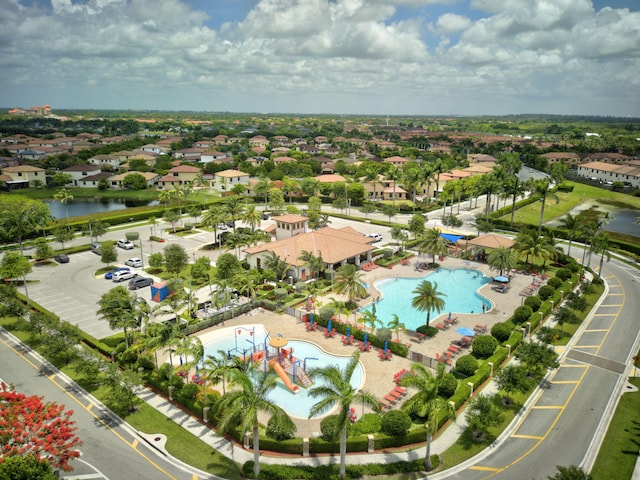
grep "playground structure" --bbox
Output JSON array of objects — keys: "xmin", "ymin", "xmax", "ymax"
[{"xmin": 234, "ymin": 331, "xmax": 314, "ymax": 394}]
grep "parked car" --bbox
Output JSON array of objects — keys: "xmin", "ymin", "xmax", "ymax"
[
  {"xmin": 117, "ymin": 239, "xmax": 135, "ymax": 250},
  {"xmin": 365, "ymin": 233, "xmax": 383, "ymax": 242},
  {"xmin": 261, "ymin": 213, "xmax": 269, "ymax": 220},
  {"xmin": 128, "ymin": 276, "xmax": 153, "ymax": 290},
  {"xmin": 90, "ymin": 242, "xmax": 101, "ymax": 255},
  {"xmin": 217, "ymin": 223, "xmax": 228, "ymax": 230},
  {"xmin": 104, "ymin": 267, "xmax": 130, "ymax": 280},
  {"xmin": 125, "ymin": 257, "xmax": 143, "ymax": 268},
  {"xmin": 54, "ymin": 254, "xmax": 69, "ymax": 264},
  {"xmin": 112, "ymin": 270, "xmax": 136, "ymax": 282}
]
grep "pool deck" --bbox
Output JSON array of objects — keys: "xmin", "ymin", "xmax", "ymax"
[{"xmin": 193, "ymin": 256, "xmax": 543, "ymax": 439}]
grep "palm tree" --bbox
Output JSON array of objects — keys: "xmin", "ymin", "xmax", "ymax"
[
  {"xmin": 502, "ymin": 176, "xmax": 529, "ymax": 227},
  {"xmin": 401, "ymin": 363, "xmax": 455, "ymax": 471},
  {"xmin": 388, "ymin": 314, "xmax": 406, "ymax": 342},
  {"xmin": 558, "ymin": 213, "xmax": 583, "ymax": 257},
  {"xmin": 308, "ymin": 351, "xmax": 379, "ymax": 480},
  {"xmin": 391, "ymin": 225, "xmax": 408, "ymax": 252},
  {"xmin": 253, "ymin": 177, "xmax": 272, "ymax": 209},
  {"xmin": 53, "ymin": 188, "xmax": 74, "ymax": 232},
  {"xmin": 411, "ymin": 280, "xmax": 446, "ymax": 327},
  {"xmin": 359, "ymin": 308, "xmax": 382, "ymax": 334},
  {"xmin": 224, "ymin": 196, "xmax": 246, "ymax": 233},
  {"xmin": 201, "ymin": 204, "xmax": 227, "ymax": 247},
  {"xmin": 514, "ymin": 229, "xmax": 555, "ymax": 268},
  {"xmin": 487, "ymin": 247, "xmax": 518, "ymax": 276},
  {"xmin": 263, "ymin": 251, "xmax": 289, "ymax": 281},
  {"xmin": 158, "ymin": 188, "xmax": 173, "ymax": 208},
  {"xmin": 592, "ymin": 232, "xmax": 611, "ymax": 279},
  {"xmin": 213, "ymin": 365, "xmax": 295, "ymax": 478},
  {"xmin": 327, "ymin": 297, "xmax": 348, "ymax": 322},
  {"xmin": 298, "ymin": 250, "xmax": 325, "ymax": 280},
  {"xmin": 419, "ymin": 228, "xmax": 448, "ymax": 263},
  {"xmin": 533, "ymin": 178, "xmax": 559, "ymax": 234},
  {"xmin": 334, "ymin": 264, "xmax": 367, "ymax": 305},
  {"xmin": 97, "ymin": 286, "xmax": 143, "ymax": 348},
  {"xmin": 232, "ymin": 270, "xmax": 260, "ymax": 302},
  {"xmin": 240, "ymin": 204, "xmax": 262, "ymax": 232},
  {"xmin": 171, "ymin": 185, "xmax": 186, "ymax": 227}
]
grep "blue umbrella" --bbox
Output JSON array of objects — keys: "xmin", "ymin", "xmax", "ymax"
[
  {"xmin": 456, "ymin": 327, "xmax": 475, "ymax": 337},
  {"xmin": 327, "ymin": 319, "xmax": 332, "ymax": 332},
  {"xmin": 363, "ymin": 333, "xmax": 368, "ymax": 344},
  {"xmin": 383, "ymin": 340, "xmax": 388, "ymax": 352},
  {"xmin": 346, "ymin": 326, "xmax": 351, "ymax": 337},
  {"xmin": 448, "ymin": 312, "xmax": 452, "ymax": 320}
]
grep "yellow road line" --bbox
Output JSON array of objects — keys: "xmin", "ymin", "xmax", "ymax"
[
  {"xmin": 471, "ymin": 466, "xmax": 501, "ymax": 471},
  {"xmin": 0, "ymin": 336, "xmax": 178, "ymax": 480},
  {"xmin": 512, "ymin": 434, "xmax": 543, "ymax": 440}
]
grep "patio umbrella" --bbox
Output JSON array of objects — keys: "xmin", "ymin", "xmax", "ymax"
[
  {"xmin": 494, "ymin": 275, "xmax": 509, "ymax": 283},
  {"xmin": 448, "ymin": 312, "xmax": 452, "ymax": 320},
  {"xmin": 383, "ymin": 340, "xmax": 388, "ymax": 352},
  {"xmin": 327, "ymin": 319, "xmax": 332, "ymax": 332},
  {"xmin": 346, "ymin": 326, "xmax": 351, "ymax": 338},
  {"xmin": 363, "ymin": 333, "xmax": 368, "ymax": 344},
  {"xmin": 456, "ymin": 327, "xmax": 475, "ymax": 337}
]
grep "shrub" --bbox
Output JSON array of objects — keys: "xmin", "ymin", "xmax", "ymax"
[
  {"xmin": 320, "ymin": 415, "xmax": 342, "ymax": 441},
  {"xmin": 491, "ymin": 322, "xmax": 513, "ymax": 343},
  {"xmin": 538, "ymin": 285, "xmax": 555, "ymax": 300},
  {"xmin": 472, "ymin": 335, "xmax": 499, "ymax": 359},
  {"xmin": 547, "ymin": 277, "xmax": 562, "ymax": 289},
  {"xmin": 455, "ymin": 354, "xmax": 479, "ymax": 377},
  {"xmin": 439, "ymin": 373, "xmax": 458, "ymax": 398},
  {"xmin": 523, "ymin": 296, "xmax": 542, "ymax": 312},
  {"xmin": 381, "ymin": 409, "xmax": 412, "ymax": 437},
  {"xmin": 175, "ymin": 383, "xmax": 199, "ymax": 403},
  {"xmin": 266, "ymin": 416, "xmax": 296, "ymax": 440},
  {"xmin": 512, "ymin": 305, "xmax": 533, "ymax": 324},
  {"xmin": 566, "ymin": 262, "xmax": 580, "ymax": 273},
  {"xmin": 350, "ymin": 414, "xmax": 382, "ymax": 436},
  {"xmin": 555, "ymin": 268, "xmax": 572, "ymax": 281},
  {"xmin": 416, "ymin": 325, "xmax": 439, "ymax": 338}
]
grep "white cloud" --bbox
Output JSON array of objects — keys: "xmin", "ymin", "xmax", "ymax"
[{"xmin": 0, "ymin": 0, "xmax": 638, "ymax": 116}]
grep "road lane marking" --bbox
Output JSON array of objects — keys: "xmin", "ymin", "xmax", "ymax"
[
  {"xmin": 0, "ymin": 335, "xmax": 179, "ymax": 480},
  {"xmin": 531, "ymin": 405, "xmax": 563, "ymax": 409},
  {"xmin": 511, "ymin": 434, "xmax": 543, "ymax": 440},
  {"xmin": 470, "ymin": 466, "xmax": 501, "ymax": 471}
]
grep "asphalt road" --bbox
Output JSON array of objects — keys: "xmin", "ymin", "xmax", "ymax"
[
  {"xmin": 431, "ymin": 256, "xmax": 640, "ymax": 480},
  {"xmin": 0, "ymin": 328, "xmax": 208, "ymax": 480}
]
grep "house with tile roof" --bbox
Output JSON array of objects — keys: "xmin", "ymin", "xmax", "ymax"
[
  {"xmin": 108, "ymin": 171, "xmax": 160, "ymax": 189},
  {"xmin": 384, "ymin": 156, "xmax": 411, "ymax": 168},
  {"xmin": 213, "ymin": 169, "xmax": 250, "ymax": 193},
  {"xmin": 576, "ymin": 161, "xmax": 640, "ymax": 188},
  {"xmin": 75, "ymin": 172, "xmax": 113, "ymax": 188},
  {"xmin": 1, "ymin": 165, "xmax": 46, "ymax": 187},
  {"xmin": 540, "ymin": 152, "xmax": 582, "ymax": 168},
  {"xmin": 62, "ymin": 164, "xmax": 102, "ymax": 186},
  {"xmin": 89, "ymin": 154, "xmax": 121, "ymax": 169},
  {"xmin": 243, "ymin": 216, "xmax": 376, "ymax": 281}
]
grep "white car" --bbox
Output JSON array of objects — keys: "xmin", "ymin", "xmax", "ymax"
[
  {"xmin": 366, "ymin": 233, "xmax": 383, "ymax": 242},
  {"xmin": 117, "ymin": 239, "xmax": 135, "ymax": 250},
  {"xmin": 112, "ymin": 270, "xmax": 136, "ymax": 282},
  {"xmin": 125, "ymin": 258, "xmax": 143, "ymax": 268}
]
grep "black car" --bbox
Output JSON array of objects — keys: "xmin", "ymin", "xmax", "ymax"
[
  {"xmin": 261, "ymin": 213, "xmax": 269, "ymax": 220},
  {"xmin": 128, "ymin": 276, "xmax": 154, "ymax": 290},
  {"xmin": 54, "ymin": 254, "xmax": 70, "ymax": 264}
]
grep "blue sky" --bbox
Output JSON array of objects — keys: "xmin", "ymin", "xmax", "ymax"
[{"xmin": 1, "ymin": 0, "xmax": 639, "ymax": 116}]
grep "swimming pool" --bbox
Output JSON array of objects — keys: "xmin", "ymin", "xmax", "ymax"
[
  {"xmin": 361, "ymin": 268, "xmax": 491, "ymax": 331},
  {"xmin": 200, "ymin": 325, "xmax": 365, "ymax": 419}
]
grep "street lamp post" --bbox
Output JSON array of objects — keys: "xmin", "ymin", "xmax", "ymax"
[
  {"xmin": 488, "ymin": 362, "xmax": 494, "ymax": 377},
  {"xmin": 467, "ymin": 382, "xmax": 474, "ymax": 398}
]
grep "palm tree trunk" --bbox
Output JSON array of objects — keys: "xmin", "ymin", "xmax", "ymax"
[
  {"xmin": 339, "ymin": 428, "xmax": 347, "ymax": 480},
  {"xmin": 510, "ymin": 192, "xmax": 517, "ymax": 227},
  {"xmin": 424, "ymin": 431, "xmax": 433, "ymax": 471},
  {"xmin": 253, "ymin": 426, "xmax": 260, "ymax": 477}
]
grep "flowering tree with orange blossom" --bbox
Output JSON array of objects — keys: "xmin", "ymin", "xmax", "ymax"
[{"xmin": 0, "ymin": 382, "xmax": 82, "ymax": 471}]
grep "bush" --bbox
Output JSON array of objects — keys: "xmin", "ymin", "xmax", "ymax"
[
  {"xmin": 472, "ymin": 335, "xmax": 499, "ymax": 359},
  {"xmin": 381, "ymin": 410, "xmax": 412, "ymax": 437},
  {"xmin": 266, "ymin": 416, "xmax": 296, "ymax": 440},
  {"xmin": 416, "ymin": 325, "xmax": 439, "ymax": 337},
  {"xmin": 512, "ymin": 305, "xmax": 533, "ymax": 324},
  {"xmin": 320, "ymin": 415, "xmax": 342, "ymax": 441},
  {"xmin": 491, "ymin": 322, "xmax": 513, "ymax": 343},
  {"xmin": 455, "ymin": 354, "xmax": 479, "ymax": 377},
  {"xmin": 566, "ymin": 262, "xmax": 580, "ymax": 273},
  {"xmin": 439, "ymin": 373, "xmax": 458, "ymax": 398},
  {"xmin": 555, "ymin": 268, "xmax": 572, "ymax": 281},
  {"xmin": 538, "ymin": 285, "xmax": 555, "ymax": 300},
  {"xmin": 523, "ymin": 296, "xmax": 542, "ymax": 312},
  {"xmin": 547, "ymin": 277, "xmax": 562, "ymax": 289}
]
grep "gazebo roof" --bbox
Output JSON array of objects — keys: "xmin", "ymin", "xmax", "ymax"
[{"xmin": 465, "ymin": 233, "xmax": 514, "ymax": 249}]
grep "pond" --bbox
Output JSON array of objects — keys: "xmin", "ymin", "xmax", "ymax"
[{"xmin": 45, "ymin": 198, "xmax": 158, "ymax": 219}]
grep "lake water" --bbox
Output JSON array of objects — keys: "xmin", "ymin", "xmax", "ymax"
[{"xmin": 46, "ymin": 199, "xmax": 158, "ymax": 219}]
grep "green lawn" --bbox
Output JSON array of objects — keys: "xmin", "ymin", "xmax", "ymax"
[
  {"xmin": 501, "ymin": 181, "xmax": 640, "ymax": 226},
  {"xmin": 590, "ymin": 377, "xmax": 640, "ymax": 480}
]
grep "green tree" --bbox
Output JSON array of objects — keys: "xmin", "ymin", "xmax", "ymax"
[
  {"xmin": 82, "ymin": 216, "xmax": 108, "ymax": 242},
  {"xmin": 263, "ymin": 251, "xmax": 289, "ymax": 281},
  {"xmin": 411, "ymin": 280, "xmax": 446, "ymax": 327},
  {"xmin": 408, "ymin": 213, "xmax": 426, "ymax": 239},
  {"xmin": 297, "ymin": 250, "xmax": 324, "ymax": 279},
  {"xmin": 487, "ymin": 246, "xmax": 518, "ymax": 276},
  {"xmin": 213, "ymin": 364, "xmax": 295, "ymax": 478},
  {"xmin": 533, "ymin": 178, "xmax": 559, "ymax": 234},
  {"xmin": 591, "ymin": 231, "xmax": 611, "ymax": 279},
  {"xmin": 163, "ymin": 244, "xmax": 188, "ymax": 276},
  {"xmin": 495, "ymin": 365, "xmax": 532, "ymax": 404},
  {"xmin": 359, "ymin": 201, "xmax": 376, "ymax": 219},
  {"xmin": 0, "ymin": 455, "xmax": 57, "ymax": 480},
  {"xmin": 515, "ymin": 341, "xmax": 559, "ymax": 378},
  {"xmin": 269, "ymin": 188, "xmax": 285, "ymax": 214},
  {"xmin": 387, "ymin": 313, "xmax": 406, "ymax": 342},
  {"xmin": 358, "ymin": 308, "xmax": 382, "ymax": 334},
  {"xmin": 547, "ymin": 465, "xmax": 592, "ymax": 480},
  {"xmin": 419, "ymin": 228, "xmax": 448, "ymax": 263},
  {"xmin": 52, "ymin": 225, "xmax": 73, "ymax": 249},
  {"xmin": 34, "ymin": 238, "xmax": 53, "ymax": 261},
  {"xmin": 201, "ymin": 204, "xmax": 227, "ymax": 247},
  {"xmin": 381, "ymin": 203, "xmax": 398, "ymax": 223},
  {"xmin": 0, "ymin": 196, "xmax": 52, "ymax": 253},
  {"xmin": 240, "ymin": 204, "xmax": 262, "ymax": 232},
  {"xmin": 308, "ymin": 351, "xmax": 379, "ymax": 480},
  {"xmin": 400, "ymin": 363, "xmax": 454, "ymax": 471},
  {"xmin": 97, "ymin": 286, "xmax": 145, "ymax": 348},
  {"xmin": 100, "ymin": 240, "xmax": 117, "ymax": 267},
  {"xmin": 215, "ymin": 253, "xmax": 241, "ymax": 281},
  {"xmin": 558, "ymin": 213, "xmax": 582, "ymax": 257},
  {"xmin": 0, "ymin": 251, "xmax": 32, "ymax": 282},
  {"xmin": 163, "ymin": 209, "xmax": 180, "ymax": 232},
  {"xmin": 53, "ymin": 188, "xmax": 74, "ymax": 232},
  {"xmin": 465, "ymin": 394, "xmax": 503, "ymax": 441},
  {"xmin": 122, "ymin": 173, "xmax": 147, "ymax": 190},
  {"xmin": 333, "ymin": 264, "xmax": 367, "ymax": 304}
]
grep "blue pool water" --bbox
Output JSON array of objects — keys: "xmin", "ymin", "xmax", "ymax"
[
  {"xmin": 201, "ymin": 325, "xmax": 364, "ymax": 419},
  {"xmin": 361, "ymin": 268, "xmax": 491, "ymax": 331}
]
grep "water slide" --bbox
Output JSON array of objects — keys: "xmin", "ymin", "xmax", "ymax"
[{"xmin": 271, "ymin": 362, "xmax": 300, "ymax": 393}]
